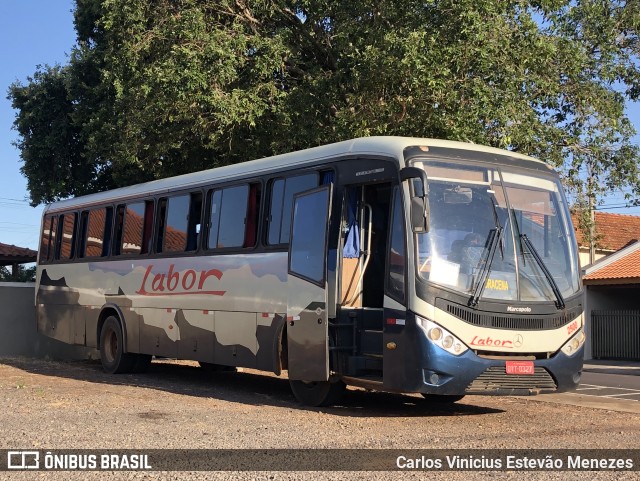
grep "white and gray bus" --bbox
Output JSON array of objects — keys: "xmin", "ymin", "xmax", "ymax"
[{"xmin": 35, "ymin": 137, "xmax": 585, "ymax": 406}]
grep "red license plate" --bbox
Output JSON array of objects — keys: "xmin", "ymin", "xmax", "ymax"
[{"xmin": 505, "ymin": 361, "xmax": 534, "ymax": 375}]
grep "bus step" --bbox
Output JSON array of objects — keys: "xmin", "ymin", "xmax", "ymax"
[
  {"xmin": 360, "ymin": 330, "xmax": 383, "ymax": 355},
  {"xmin": 348, "ymin": 355, "xmax": 383, "ymax": 374}
]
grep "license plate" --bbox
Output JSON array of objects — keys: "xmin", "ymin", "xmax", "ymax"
[{"xmin": 505, "ymin": 360, "xmax": 534, "ymax": 375}]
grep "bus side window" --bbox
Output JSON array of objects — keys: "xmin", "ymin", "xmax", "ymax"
[
  {"xmin": 49, "ymin": 216, "xmax": 58, "ymax": 261},
  {"xmin": 207, "ymin": 185, "xmax": 249, "ymax": 249},
  {"xmin": 244, "ymin": 183, "xmax": 260, "ymax": 248},
  {"xmin": 112, "ymin": 205, "xmax": 125, "ymax": 256},
  {"xmin": 142, "ymin": 201, "xmax": 154, "ymax": 254},
  {"xmin": 187, "ymin": 192, "xmax": 203, "ymax": 251},
  {"xmin": 78, "ymin": 211, "xmax": 89, "ymax": 258},
  {"xmin": 267, "ymin": 173, "xmax": 317, "ymax": 245},
  {"xmin": 121, "ymin": 202, "xmax": 146, "ymax": 255},
  {"xmin": 84, "ymin": 208, "xmax": 109, "ymax": 258},
  {"xmin": 387, "ymin": 187, "xmax": 406, "ymax": 301},
  {"xmin": 102, "ymin": 207, "xmax": 114, "ymax": 257},
  {"xmin": 155, "ymin": 199, "xmax": 167, "ymax": 253},
  {"xmin": 164, "ymin": 195, "xmax": 190, "ymax": 253},
  {"xmin": 59, "ymin": 213, "xmax": 77, "ymax": 261},
  {"xmin": 39, "ymin": 215, "xmax": 54, "ymax": 263}
]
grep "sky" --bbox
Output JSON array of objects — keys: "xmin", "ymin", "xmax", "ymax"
[{"xmin": 0, "ymin": 1, "xmax": 639, "ymax": 252}]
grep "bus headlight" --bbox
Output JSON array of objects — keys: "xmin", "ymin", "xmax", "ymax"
[
  {"xmin": 561, "ymin": 328, "xmax": 586, "ymax": 357},
  {"xmin": 418, "ymin": 316, "xmax": 468, "ymax": 356}
]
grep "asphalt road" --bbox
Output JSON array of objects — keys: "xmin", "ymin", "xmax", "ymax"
[{"xmin": 575, "ymin": 371, "xmax": 640, "ymax": 401}]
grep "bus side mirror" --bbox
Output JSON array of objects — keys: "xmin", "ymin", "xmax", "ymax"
[{"xmin": 400, "ymin": 167, "xmax": 430, "ymax": 233}]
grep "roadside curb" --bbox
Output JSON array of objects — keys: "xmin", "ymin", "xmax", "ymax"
[
  {"xmin": 582, "ymin": 362, "xmax": 640, "ymax": 377},
  {"xmin": 524, "ymin": 393, "xmax": 640, "ymax": 414}
]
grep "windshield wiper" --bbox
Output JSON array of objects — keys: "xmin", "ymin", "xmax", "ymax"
[
  {"xmin": 520, "ymin": 234, "xmax": 566, "ymax": 310},
  {"xmin": 488, "ymin": 193, "xmax": 505, "ymax": 259},
  {"xmin": 468, "ymin": 226, "xmax": 503, "ymax": 308}
]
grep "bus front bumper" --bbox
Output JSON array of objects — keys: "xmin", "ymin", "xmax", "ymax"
[{"xmin": 417, "ymin": 342, "xmax": 584, "ymax": 396}]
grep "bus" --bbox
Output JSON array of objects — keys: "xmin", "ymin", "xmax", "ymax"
[{"xmin": 35, "ymin": 137, "xmax": 585, "ymax": 406}]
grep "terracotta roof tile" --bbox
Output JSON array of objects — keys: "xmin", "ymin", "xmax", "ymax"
[
  {"xmin": 583, "ymin": 247, "xmax": 640, "ymax": 281},
  {"xmin": 0, "ymin": 242, "xmax": 37, "ymax": 263},
  {"xmin": 571, "ymin": 211, "xmax": 640, "ymax": 251}
]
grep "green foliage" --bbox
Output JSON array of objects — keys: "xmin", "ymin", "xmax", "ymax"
[{"xmin": 7, "ymin": 0, "xmax": 640, "ymax": 211}]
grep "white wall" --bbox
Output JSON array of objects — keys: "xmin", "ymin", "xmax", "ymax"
[{"xmin": 0, "ymin": 283, "xmax": 97, "ymax": 359}]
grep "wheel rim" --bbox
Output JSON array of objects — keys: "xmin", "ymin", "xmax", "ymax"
[{"xmin": 104, "ymin": 328, "xmax": 118, "ymax": 364}]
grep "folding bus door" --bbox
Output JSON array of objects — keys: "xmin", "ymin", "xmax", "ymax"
[{"xmin": 286, "ymin": 185, "xmax": 333, "ymax": 381}]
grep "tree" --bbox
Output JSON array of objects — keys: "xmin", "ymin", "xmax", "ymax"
[
  {"xmin": 0, "ymin": 265, "xmax": 36, "ymax": 283},
  {"xmin": 8, "ymin": 0, "xmax": 640, "ymax": 218}
]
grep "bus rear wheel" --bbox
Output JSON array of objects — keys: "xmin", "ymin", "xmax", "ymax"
[
  {"xmin": 421, "ymin": 394, "xmax": 465, "ymax": 403},
  {"xmin": 99, "ymin": 316, "xmax": 135, "ymax": 374},
  {"xmin": 289, "ymin": 379, "xmax": 346, "ymax": 407}
]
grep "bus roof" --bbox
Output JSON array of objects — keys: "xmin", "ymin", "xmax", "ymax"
[{"xmin": 43, "ymin": 136, "xmax": 547, "ymax": 214}]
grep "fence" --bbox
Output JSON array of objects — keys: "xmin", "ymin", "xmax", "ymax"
[{"xmin": 591, "ymin": 310, "xmax": 640, "ymax": 361}]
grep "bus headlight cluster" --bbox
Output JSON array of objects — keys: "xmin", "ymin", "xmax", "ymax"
[
  {"xmin": 561, "ymin": 328, "xmax": 586, "ymax": 357},
  {"xmin": 419, "ymin": 316, "xmax": 468, "ymax": 356}
]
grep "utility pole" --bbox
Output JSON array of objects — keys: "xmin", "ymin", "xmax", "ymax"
[
  {"xmin": 587, "ymin": 163, "xmax": 596, "ymax": 265},
  {"xmin": 589, "ymin": 194, "xmax": 595, "ymax": 265}
]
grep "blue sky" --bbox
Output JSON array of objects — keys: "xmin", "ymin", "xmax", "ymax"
[
  {"xmin": 1, "ymin": 1, "xmax": 639, "ymax": 251},
  {"xmin": 0, "ymin": 0, "xmax": 76, "ymax": 250}
]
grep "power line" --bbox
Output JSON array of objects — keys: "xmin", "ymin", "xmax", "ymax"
[{"xmin": 0, "ymin": 197, "xmax": 29, "ymax": 203}]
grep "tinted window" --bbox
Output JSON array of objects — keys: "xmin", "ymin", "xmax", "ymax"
[
  {"xmin": 267, "ymin": 179, "xmax": 285, "ymax": 245},
  {"xmin": 121, "ymin": 202, "xmax": 145, "ymax": 255},
  {"xmin": 387, "ymin": 188, "xmax": 406, "ymax": 300},
  {"xmin": 164, "ymin": 195, "xmax": 189, "ymax": 252},
  {"xmin": 41, "ymin": 216, "xmax": 53, "ymax": 261},
  {"xmin": 39, "ymin": 216, "xmax": 54, "ymax": 263},
  {"xmin": 268, "ymin": 174, "xmax": 317, "ymax": 245},
  {"xmin": 84, "ymin": 208, "xmax": 108, "ymax": 257},
  {"xmin": 59, "ymin": 213, "xmax": 77, "ymax": 260},
  {"xmin": 208, "ymin": 185, "xmax": 249, "ymax": 249},
  {"xmin": 289, "ymin": 187, "xmax": 330, "ymax": 283},
  {"xmin": 113, "ymin": 206, "xmax": 125, "ymax": 256},
  {"xmin": 187, "ymin": 193, "xmax": 203, "ymax": 251}
]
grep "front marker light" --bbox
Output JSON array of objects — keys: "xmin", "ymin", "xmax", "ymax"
[
  {"xmin": 419, "ymin": 316, "xmax": 468, "ymax": 356},
  {"xmin": 428, "ymin": 327, "xmax": 442, "ymax": 341},
  {"xmin": 561, "ymin": 328, "xmax": 586, "ymax": 357}
]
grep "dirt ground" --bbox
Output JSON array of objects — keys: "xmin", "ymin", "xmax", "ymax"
[{"xmin": 1, "ymin": 357, "xmax": 639, "ymax": 480}]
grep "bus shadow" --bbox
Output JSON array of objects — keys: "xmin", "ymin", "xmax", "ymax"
[{"xmin": 2, "ymin": 357, "xmax": 504, "ymax": 418}]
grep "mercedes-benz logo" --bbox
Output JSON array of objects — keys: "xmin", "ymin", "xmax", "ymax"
[{"xmin": 513, "ymin": 334, "xmax": 524, "ymax": 348}]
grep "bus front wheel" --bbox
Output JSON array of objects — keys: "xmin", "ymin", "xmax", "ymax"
[
  {"xmin": 99, "ymin": 316, "xmax": 136, "ymax": 374},
  {"xmin": 289, "ymin": 379, "xmax": 346, "ymax": 407}
]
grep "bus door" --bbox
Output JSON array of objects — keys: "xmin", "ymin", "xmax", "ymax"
[
  {"xmin": 286, "ymin": 185, "xmax": 333, "ymax": 381},
  {"xmin": 327, "ymin": 159, "xmax": 398, "ymax": 380}
]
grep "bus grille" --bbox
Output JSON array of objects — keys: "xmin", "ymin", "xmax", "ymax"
[
  {"xmin": 466, "ymin": 366, "xmax": 557, "ymax": 393},
  {"xmin": 440, "ymin": 300, "xmax": 581, "ymax": 331}
]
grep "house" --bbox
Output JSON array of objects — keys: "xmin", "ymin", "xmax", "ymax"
[
  {"xmin": 571, "ymin": 211, "xmax": 640, "ymax": 267},
  {"xmin": 573, "ymin": 212, "xmax": 640, "ymax": 361},
  {"xmin": 0, "ymin": 242, "xmax": 37, "ymax": 281}
]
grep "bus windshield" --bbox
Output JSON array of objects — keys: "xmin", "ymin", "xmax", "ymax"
[{"xmin": 414, "ymin": 160, "xmax": 581, "ymax": 303}]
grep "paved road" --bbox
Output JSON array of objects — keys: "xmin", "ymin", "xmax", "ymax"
[
  {"xmin": 577, "ymin": 371, "xmax": 640, "ymax": 401},
  {"xmin": 526, "ymin": 364, "xmax": 640, "ymax": 413}
]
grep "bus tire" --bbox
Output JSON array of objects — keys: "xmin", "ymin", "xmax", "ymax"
[
  {"xmin": 99, "ymin": 316, "xmax": 135, "ymax": 374},
  {"xmin": 289, "ymin": 379, "xmax": 346, "ymax": 407},
  {"xmin": 421, "ymin": 394, "xmax": 465, "ymax": 403}
]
